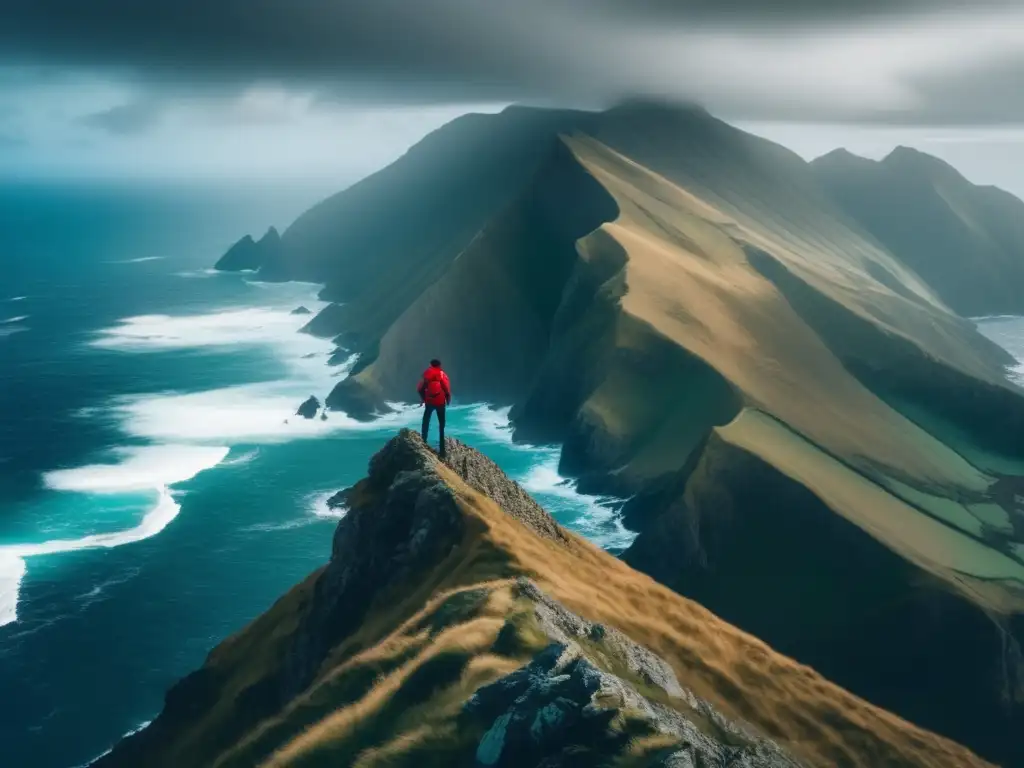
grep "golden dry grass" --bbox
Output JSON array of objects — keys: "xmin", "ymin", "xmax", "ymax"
[
  {"xmin": 120, "ymin": 454, "xmax": 994, "ymax": 768},
  {"xmin": 426, "ymin": 462, "xmax": 994, "ymax": 768},
  {"xmin": 559, "ymin": 135, "xmax": 1024, "ymax": 612}
]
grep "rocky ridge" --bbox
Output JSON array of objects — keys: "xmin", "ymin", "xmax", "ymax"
[{"xmin": 93, "ymin": 431, "xmax": 989, "ymax": 768}]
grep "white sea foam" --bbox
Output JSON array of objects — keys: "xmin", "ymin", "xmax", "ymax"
[
  {"xmin": 110, "ymin": 387, "xmax": 418, "ymax": 444},
  {"xmin": 6, "ymin": 295, "xmax": 27, "ymax": 302},
  {"xmin": 76, "ymin": 567, "xmax": 142, "ymax": 606},
  {"xmin": 43, "ymin": 445, "xmax": 230, "ymax": 493},
  {"xmin": 2, "ymin": 446, "xmax": 228, "ymax": 627},
  {"xmin": 240, "ymin": 518, "xmax": 316, "ymax": 533},
  {"xmin": 0, "ymin": 326, "xmax": 27, "ymax": 338},
  {"xmin": 90, "ymin": 306, "xmax": 324, "ymax": 352},
  {"xmin": 1, "ymin": 315, "xmax": 28, "ymax": 324},
  {"xmin": 0, "ymin": 553, "xmax": 28, "ymax": 627},
  {"xmin": 108, "ymin": 256, "xmax": 165, "ymax": 264},
  {"xmin": 175, "ymin": 268, "xmax": 222, "ymax": 278},
  {"xmin": 470, "ymin": 404, "xmax": 518, "ymax": 444},
  {"xmin": 0, "ymin": 488, "xmax": 182, "ymax": 627},
  {"xmin": 308, "ymin": 489, "xmax": 347, "ymax": 520},
  {"xmin": 519, "ymin": 453, "xmax": 637, "ymax": 551},
  {"xmin": 975, "ymin": 315, "xmax": 1024, "ymax": 387},
  {"xmin": 465, "ymin": 405, "xmax": 637, "ymax": 551},
  {"xmin": 78, "ymin": 720, "xmax": 153, "ymax": 767},
  {"xmin": 222, "ymin": 448, "xmax": 261, "ymax": 467}
]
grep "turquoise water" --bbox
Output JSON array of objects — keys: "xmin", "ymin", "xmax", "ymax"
[{"xmin": 0, "ymin": 182, "xmax": 632, "ymax": 768}]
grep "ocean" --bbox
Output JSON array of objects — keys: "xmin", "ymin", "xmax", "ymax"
[{"xmin": 0, "ymin": 180, "xmax": 634, "ymax": 768}]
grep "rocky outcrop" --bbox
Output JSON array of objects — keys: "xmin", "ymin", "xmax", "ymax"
[
  {"xmin": 214, "ymin": 226, "xmax": 282, "ymax": 272},
  {"xmin": 295, "ymin": 395, "xmax": 320, "ymax": 419},
  {"xmin": 290, "ymin": 305, "xmax": 311, "ymax": 316},
  {"xmin": 465, "ymin": 579, "xmax": 800, "ymax": 768},
  {"xmin": 93, "ymin": 431, "xmax": 995, "ymax": 768}
]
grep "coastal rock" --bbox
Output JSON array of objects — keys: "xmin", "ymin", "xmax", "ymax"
[
  {"xmin": 290, "ymin": 305, "xmax": 312, "ymax": 316},
  {"xmin": 214, "ymin": 226, "xmax": 281, "ymax": 272},
  {"xmin": 296, "ymin": 396, "xmax": 320, "ymax": 419}
]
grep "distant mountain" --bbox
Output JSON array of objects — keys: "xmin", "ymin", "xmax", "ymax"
[
  {"xmin": 812, "ymin": 146, "xmax": 1024, "ymax": 316},
  {"xmin": 94, "ymin": 432, "xmax": 992, "ymax": 768},
  {"xmin": 214, "ymin": 103, "xmax": 1024, "ymax": 765}
]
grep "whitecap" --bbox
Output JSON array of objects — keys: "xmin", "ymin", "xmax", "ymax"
[
  {"xmin": 175, "ymin": 268, "xmax": 222, "ymax": 279},
  {"xmin": 76, "ymin": 567, "xmax": 142, "ymax": 606},
  {"xmin": 0, "ymin": 326, "xmax": 27, "ymax": 338},
  {"xmin": 110, "ymin": 388, "xmax": 418, "ymax": 445},
  {"xmin": 520, "ymin": 455, "xmax": 637, "ymax": 551},
  {"xmin": 43, "ymin": 445, "xmax": 230, "ymax": 493},
  {"xmin": 308, "ymin": 489, "xmax": 347, "ymax": 520},
  {"xmin": 469, "ymin": 404, "xmax": 518, "ymax": 444},
  {"xmin": 221, "ymin": 448, "xmax": 261, "ymax": 467},
  {"xmin": 107, "ymin": 256, "xmax": 164, "ymax": 264},
  {"xmin": 2, "ymin": 446, "xmax": 228, "ymax": 627},
  {"xmin": 77, "ymin": 720, "xmax": 153, "ymax": 767},
  {"xmin": 1, "ymin": 315, "xmax": 29, "ymax": 324},
  {"xmin": 0, "ymin": 553, "xmax": 28, "ymax": 627},
  {"xmin": 0, "ymin": 488, "xmax": 182, "ymax": 627},
  {"xmin": 89, "ymin": 306, "xmax": 325, "ymax": 352},
  {"xmin": 240, "ymin": 518, "xmax": 316, "ymax": 533},
  {"xmin": 6, "ymin": 295, "xmax": 27, "ymax": 302},
  {"xmin": 463, "ymin": 404, "xmax": 637, "ymax": 551}
]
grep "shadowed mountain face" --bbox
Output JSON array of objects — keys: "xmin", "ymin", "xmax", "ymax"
[
  {"xmin": 94, "ymin": 432, "xmax": 993, "ymax": 768},
  {"xmin": 812, "ymin": 146, "xmax": 1024, "ymax": 317},
  {"xmin": 216, "ymin": 103, "xmax": 1024, "ymax": 765}
]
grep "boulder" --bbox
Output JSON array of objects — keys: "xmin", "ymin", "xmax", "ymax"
[{"xmin": 296, "ymin": 396, "xmax": 320, "ymax": 419}]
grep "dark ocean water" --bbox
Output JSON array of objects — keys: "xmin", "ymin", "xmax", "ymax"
[{"xmin": 0, "ymin": 181, "xmax": 633, "ymax": 768}]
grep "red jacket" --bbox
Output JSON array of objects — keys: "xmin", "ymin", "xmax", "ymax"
[{"xmin": 417, "ymin": 365, "xmax": 451, "ymax": 407}]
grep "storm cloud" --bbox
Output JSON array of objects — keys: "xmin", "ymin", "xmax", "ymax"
[{"xmin": 1, "ymin": 0, "xmax": 1023, "ymax": 123}]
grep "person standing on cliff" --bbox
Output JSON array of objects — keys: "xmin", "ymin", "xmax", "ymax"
[{"xmin": 418, "ymin": 359, "xmax": 451, "ymax": 457}]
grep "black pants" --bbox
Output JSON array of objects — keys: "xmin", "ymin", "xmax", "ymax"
[{"xmin": 422, "ymin": 403, "xmax": 446, "ymax": 454}]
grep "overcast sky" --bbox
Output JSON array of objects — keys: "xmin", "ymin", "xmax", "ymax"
[{"xmin": 2, "ymin": 0, "xmax": 1024, "ymax": 193}]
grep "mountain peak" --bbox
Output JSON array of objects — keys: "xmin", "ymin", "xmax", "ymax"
[
  {"xmin": 882, "ymin": 145, "xmax": 960, "ymax": 178},
  {"xmin": 813, "ymin": 147, "xmax": 873, "ymax": 165}
]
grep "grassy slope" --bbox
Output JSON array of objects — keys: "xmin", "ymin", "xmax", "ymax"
[
  {"xmin": 98, "ymin": 443, "xmax": 992, "ymax": 768},
  {"xmin": 564, "ymin": 131, "xmax": 1024, "ymax": 760}
]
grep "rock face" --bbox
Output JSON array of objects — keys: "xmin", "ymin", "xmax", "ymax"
[
  {"xmin": 295, "ymin": 395, "xmax": 320, "ymax": 419},
  {"xmin": 290, "ymin": 305, "xmax": 311, "ymax": 316},
  {"xmin": 214, "ymin": 226, "xmax": 282, "ymax": 272},
  {"xmin": 465, "ymin": 579, "xmax": 800, "ymax": 768},
  {"xmin": 91, "ymin": 431, "xmax": 992, "ymax": 768}
]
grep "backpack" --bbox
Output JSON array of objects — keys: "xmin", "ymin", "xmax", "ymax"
[{"xmin": 424, "ymin": 370, "xmax": 444, "ymax": 399}]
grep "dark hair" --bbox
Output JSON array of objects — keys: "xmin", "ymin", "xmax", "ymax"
[{"xmin": 430, "ymin": 359, "xmax": 441, "ymax": 367}]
